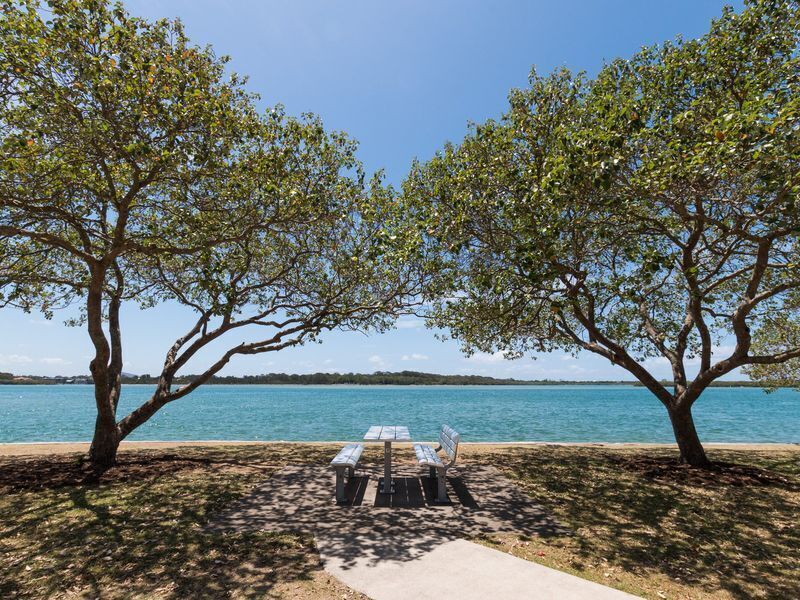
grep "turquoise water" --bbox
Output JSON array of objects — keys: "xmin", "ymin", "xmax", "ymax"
[{"xmin": 0, "ymin": 384, "xmax": 798, "ymax": 443}]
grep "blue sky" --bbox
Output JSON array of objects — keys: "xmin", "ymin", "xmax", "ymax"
[{"xmin": 0, "ymin": 0, "xmax": 746, "ymax": 379}]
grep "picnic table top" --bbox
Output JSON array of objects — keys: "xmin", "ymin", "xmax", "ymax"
[{"xmin": 363, "ymin": 425, "xmax": 411, "ymax": 442}]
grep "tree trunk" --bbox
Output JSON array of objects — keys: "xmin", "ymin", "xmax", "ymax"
[
  {"xmin": 88, "ymin": 413, "xmax": 120, "ymax": 473},
  {"xmin": 667, "ymin": 404, "xmax": 712, "ymax": 469}
]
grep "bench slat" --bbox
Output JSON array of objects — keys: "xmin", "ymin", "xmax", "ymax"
[
  {"xmin": 331, "ymin": 443, "xmax": 364, "ymax": 467},
  {"xmin": 331, "ymin": 443, "xmax": 363, "ymax": 503},
  {"xmin": 363, "ymin": 425, "xmax": 382, "ymax": 440},
  {"xmin": 439, "ymin": 425, "xmax": 459, "ymax": 460},
  {"xmin": 413, "ymin": 442, "xmax": 444, "ymax": 467},
  {"xmin": 414, "ymin": 424, "xmax": 460, "ymax": 469}
]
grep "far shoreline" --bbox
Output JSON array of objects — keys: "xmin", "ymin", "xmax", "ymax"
[
  {"xmin": 1, "ymin": 440, "xmax": 798, "ymax": 457},
  {"xmin": 1, "ymin": 382, "xmax": 647, "ymax": 386}
]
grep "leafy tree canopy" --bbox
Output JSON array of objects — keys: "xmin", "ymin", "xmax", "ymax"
[
  {"xmin": 399, "ymin": 0, "xmax": 800, "ymax": 466},
  {"xmin": 0, "ymin": 0, "xmax": 419, "ymax": 470}
]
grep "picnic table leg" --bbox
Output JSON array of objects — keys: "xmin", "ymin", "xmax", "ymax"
[
  {"xmin": 335, "ymin": 467, "xmax": 346, "ymax": 503},
  {"xmin": 381, "ymin": 440, "xmax": 393, "ymax": 493},
  {"xmin": 436, "ymin": 467, "xmax": 448, "ymax": 502}
]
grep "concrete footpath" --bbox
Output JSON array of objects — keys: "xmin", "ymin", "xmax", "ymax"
[
  {"xmin": 210, "ymin": 464, "xmax": 639, "ymax": 599},
  {"xmin": 318, "ymin": 537, "xmax": 638, "ymax": 600}
]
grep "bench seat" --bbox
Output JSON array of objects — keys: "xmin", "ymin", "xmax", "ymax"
[
  {"xmin": 414, "ymin": 425, "xmax": 460, "ymax": 503},
  {"xmin": 414, "ymin": 442, "xmax": 444, "ymax": 467},
  {"xmin": 330, "ymin": 443, "xmax": 363, "ymax": 503},
  {"xmin": 331, "ymin": 443, "xmax": 363, "ymax": 468}
]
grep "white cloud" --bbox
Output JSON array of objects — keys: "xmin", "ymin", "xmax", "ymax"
[
  {"xmin": 0, "ymin": 354, "xmax": 33, "ymax": 365},
  {"xmin": 290, "ymin": 360, "xmax": 315, "ymax": 373},
  {"xmin": 559, "ymin": 354, "xmax": 576, "ymax": 361},
  {"xmin": 713, "ymin": 345, "xmax": 737, "ymax": 356},
  {"xmin": 368, "ymin": 354, "xmax": 386, "ymax": 368},
  {"xmin": 465, "ymin": 351, "xmax": 509, "ymax": 364},
  {"xmin": 644, "ymin": 356, "xmax": 671, "ymax": 367},
  {"xmin": 402, "ymin": 353, "xmax": 429, "ymax": 361},
  {"xmin": 454, "ymin": 357, "xmax": 608, "ymax": 380},
  {"xmin": 39, "ymin": 357, "xmax": 72, "ymax": 366},
  {"xmin": 28, "ymin": 319, "xmax": 53, "ymax": 327},
  {"xmin": 647, "ymin": 345, "xmax": 738, "ymax": 368},
  {"xmin": 395, "ymin": 318, "xmax": 424, "ymax": 329}
]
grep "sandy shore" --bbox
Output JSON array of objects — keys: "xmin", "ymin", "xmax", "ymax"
[{"xmin": 0, "ymin": 440, "xmax": 797, "ymax": 457}]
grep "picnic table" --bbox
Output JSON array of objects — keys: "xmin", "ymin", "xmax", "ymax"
[{"xmin": 364, "ymin": 425, "xmax": 411, "ymax": 494}]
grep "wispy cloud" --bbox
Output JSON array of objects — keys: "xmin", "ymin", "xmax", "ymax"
[
  {"xmin": 39, "ymin": 357, "xmax": 72, "ymax": 366},
  {"xmin": 646, "ymin": 345, "xmax": 738, "ymax": 368},
  {"xmin": 395, "ymin": 317, "xmax": 425, "ymax": 329},
  {"xmin": 643, "ymin": 355, "xmax": 671, "ymax": 367},
  {"xmin": 465, "ymin": 351, "xmax": 509, "ymax": 364},
  {"xmin": 28, "ymin": 319, "xmax": 53, "ymax": 327},
  {"xmin": 401, "ymin": 353, "xmax": 429, "ymax": 361},
  {"xmin": 368, "ymin": 354, "xmax": 386, "ymax": 368},
  {"xmin": 291, "ymin": 360, "xmax": 315, "ymax": 373},
  {"xmin": 0, "ymin": 354, "xmax": 33, "ymax": 365}
]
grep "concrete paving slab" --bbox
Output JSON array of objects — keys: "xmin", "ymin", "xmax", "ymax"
[
  {"xmin": 319, "ymin": 537, "xmax": 639, "ymax": 600},
  {"xmin": 209, "ymin": 464, "xmax": 639, "ymax": 599}
]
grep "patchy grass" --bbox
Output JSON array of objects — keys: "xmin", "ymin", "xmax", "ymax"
[
  {"xmin": 471, "ymin": 446, "xmax": 800, "ymax": 600},
  {"xmin": 0, "ymin": 445, "xmax": 368, "ymax": 599},
  {"xmin": 1, "ymin": 444, "xmax": 798, "ymax": 599}
]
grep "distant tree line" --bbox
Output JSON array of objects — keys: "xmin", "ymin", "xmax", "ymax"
[
  {"xmin": 114, "ymin": 371, "xmax": 781, "ymax": 387},
  {"xmin": 1, "ymin": 369, "xmax": 791, "ymax": 386},
  {"xmin": 120, "ymin": 370, "xmax": 572, "ymax": 386}
]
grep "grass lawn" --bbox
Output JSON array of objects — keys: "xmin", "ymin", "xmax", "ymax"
[
  {"xmin": 1, "ymin": 444, "xmax": 798, "ymax": 599},
  {"xmin": 473, "ymin": 446, "xmax": 800, "ymax": 600},
  {"xmin": 0, "ymin": 445, "xmax": 366, "ymax": 599}
]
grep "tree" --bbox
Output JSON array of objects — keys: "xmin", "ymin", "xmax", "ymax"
[
  {"xmin": 400, "ymin": 0, "xmax": 800, "ymax": 467},
  {"xmin": 744, "ymin": 293, "xmax": 800, "ymax": 388},
  {"xmin": 0, "ymin": 0, "xmax": 418, "ymax": 471}
]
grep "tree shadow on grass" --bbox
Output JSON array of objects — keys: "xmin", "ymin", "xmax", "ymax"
[
  {"xmin": 493, "ymin": 446, "xmax": 800, "ymax": 600},
  {"xmin": 0, "ymin": 445, "xmax": 346, "ymax": 599},
  {"xmin": 0, "ymin": 444, "xmax": 340, "ymax": 492}
]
